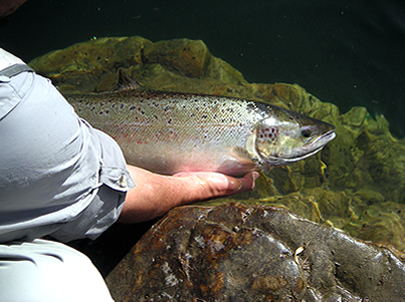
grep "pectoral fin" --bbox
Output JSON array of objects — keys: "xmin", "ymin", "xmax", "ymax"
[{"xmin": 226, "ymin": 146, "xmax": 258, "ymax": 176}]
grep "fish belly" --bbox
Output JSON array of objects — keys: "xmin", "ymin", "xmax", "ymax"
[
  {"xmin": 120, "ymin": 141, "xmax": 255, "ymax": 176},
  {"xmin": 109, "ymin": 121, "xmax": 256, "ymax": 176}
]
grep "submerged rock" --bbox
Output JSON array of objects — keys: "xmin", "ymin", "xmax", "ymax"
[
  {"xmin": 142, "ymin": 38, "xmax": 211, "ymax": 78},
  {"xmin": 106, "ymin": 202, "xmax": 405, "ymax": 301},
  {"xmin": 29, "ymin": 36, "xmax": 248, "ymax": 95}
]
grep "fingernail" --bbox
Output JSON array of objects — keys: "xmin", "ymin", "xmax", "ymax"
[{"xmin": 229, "ymin": 179, "xmax": 243, "ymax": 191}]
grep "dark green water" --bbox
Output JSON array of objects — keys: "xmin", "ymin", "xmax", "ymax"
[{"xmin": 1, "ymin": 0, "xmax": 405, "ymax": 137}]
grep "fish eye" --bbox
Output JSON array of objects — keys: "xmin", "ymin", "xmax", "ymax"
[{"xmin": 301, "ymin": 128, "xmax": 312, "ymax": 138}]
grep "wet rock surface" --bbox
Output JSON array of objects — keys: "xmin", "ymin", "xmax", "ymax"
[{"xmin": 106, "ymin": 203, "xmax": 405, "ymax": 301}]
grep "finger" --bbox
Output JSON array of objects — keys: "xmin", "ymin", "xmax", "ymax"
[
  {"xmin": 237, "ymin": 171, "xmax": 260, "ymax": 193},
  {"xmin": 172, "ymin": 171, "xmax": 259, "ymax": 197}
]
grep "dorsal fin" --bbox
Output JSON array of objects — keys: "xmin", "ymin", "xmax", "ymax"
[{"xmin": 114, "ymin": 69, "xmax": 143, "ymax": 91}]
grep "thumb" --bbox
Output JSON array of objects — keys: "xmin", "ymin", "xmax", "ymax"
[{"xmin": 172, "ymin": 171, "xmax": 259, "ymax": 200}]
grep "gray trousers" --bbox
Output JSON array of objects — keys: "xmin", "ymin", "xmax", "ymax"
[{"xmin": 0, "ymin": 239, "xmax": 114, "ymax": 302}]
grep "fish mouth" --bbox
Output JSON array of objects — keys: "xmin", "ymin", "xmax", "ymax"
[{"xmin": 303, "ymin": 129, "xmax": 336, "ymax": 151}]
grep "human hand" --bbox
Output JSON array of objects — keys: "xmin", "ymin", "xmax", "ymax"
[{"xmin": 118, "ymin": 165, "xmax": 259, "ymax": 223}]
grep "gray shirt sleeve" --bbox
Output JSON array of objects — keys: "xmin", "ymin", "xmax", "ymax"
[{"xmin": 0, "ymin": 68, "xmax": 135, "ymax": 243}]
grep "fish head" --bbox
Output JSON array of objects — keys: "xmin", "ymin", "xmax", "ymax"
[{"xmin": 255, "ymin": 107, "xmax": 336, "ymax": 166}]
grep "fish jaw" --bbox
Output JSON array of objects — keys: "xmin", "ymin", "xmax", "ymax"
[
  {"xmin": 270, "ymin": 130, "xmax": 336, "ymax": 165},
  {"xmin": 302, "ymin": 129, "xmax": 336, "ymax": 152}
]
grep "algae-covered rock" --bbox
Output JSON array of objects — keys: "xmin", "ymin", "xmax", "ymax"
[
  {"xmin": 29, "ymin": 36, "xmax": 152, "ymax": 92},
  {"xmin": 106, "ymin": 203, "xmax": 405, "ymax": 301},
  {"xmin": 142, "ymin": 38, "xmax": 211, "ymax": 78},
  {"xmin": 29, "ymin": 36, "xmax": 250, "ymax": 95},
  {"xmin": 29, "ymin": 36, "xmax": 405, "ymax": 253}
]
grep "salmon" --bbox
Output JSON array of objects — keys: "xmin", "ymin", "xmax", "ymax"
[{"xmin": 66, "ymin": 75, "xmax": 335, "ymax": 176}]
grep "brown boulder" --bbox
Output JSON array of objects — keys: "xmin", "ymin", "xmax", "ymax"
[{"xmin": 106, "ymin": 203, "xmax": 405, "ymax": 301}]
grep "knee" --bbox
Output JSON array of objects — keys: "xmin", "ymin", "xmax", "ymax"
[{"xmin": 0, "ymin": 239, "xmax": 113, "ymax": 302}]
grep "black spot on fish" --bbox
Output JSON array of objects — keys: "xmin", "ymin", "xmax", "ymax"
[
  {"xmin": 120, "ymin": 104, "xmax": 124, "ymax": 109},
  {"xmin": 246, "ymin": 103, "xmax": 256, "ymax": 111},
  {"xmin": 190, "ymin": 113, "xmax": 195, "ymax": 117},
  {"xmin": 202, "ymin": 114, "xmax": 207, "ymax": 119},
  {"xmin": 105, "ymin": 110, "xmax": 109, "ymax": 114},
  {"xmin": 168, "ymin": 118, "xmax": 172, "ymax": 124},
  {"xmin": 164, "ymin": 106, "xmax": 170, "ymax": 112},
  {"xmin": 129, "ymin": 105, "xmax": 136, "ymax": 110}
]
